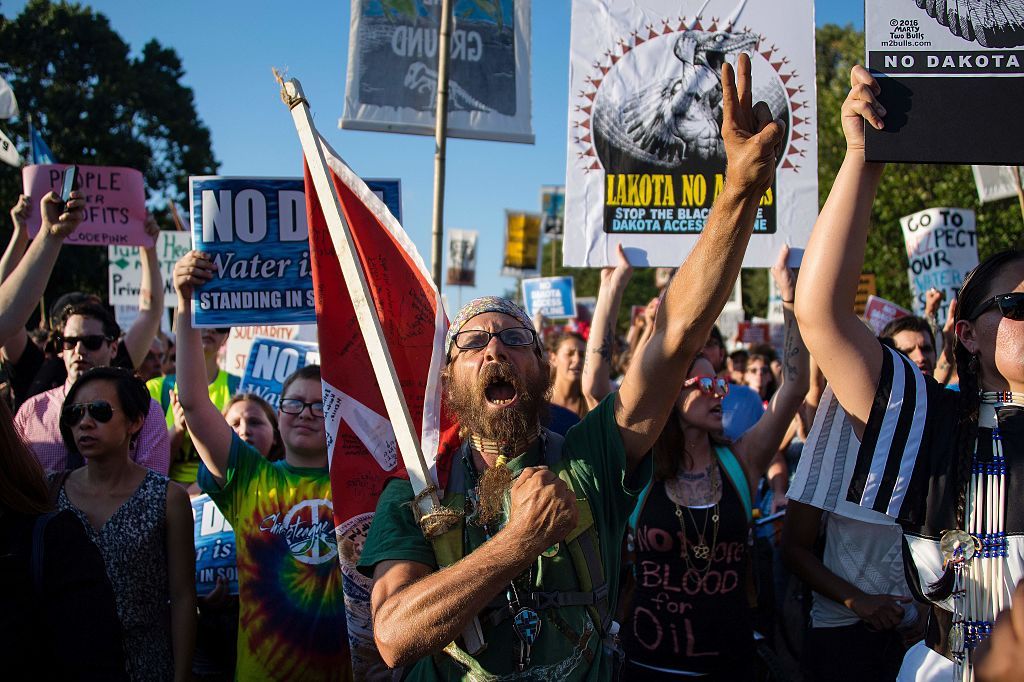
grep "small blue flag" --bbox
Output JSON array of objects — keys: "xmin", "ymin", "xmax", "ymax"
[{"xmin": 29, "ymin": 120, "xmax": 56, "ymax": 165}]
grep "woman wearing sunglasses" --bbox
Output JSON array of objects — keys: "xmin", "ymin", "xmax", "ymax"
[
  {"xmin": 620, "ymin": 246, "xmax": 810, "ymax": 680},
  {"xmin": 54, "ymin": 366, "xmax": 196, "ymax": 680},
  {"xmin": 795, "ymin": 65, "xmax": 1024, "ymax": 682}
]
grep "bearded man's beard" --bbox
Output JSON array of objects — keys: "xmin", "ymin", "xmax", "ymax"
[{"xmin": 445, "ymin": 359, "xmax": 551, "ymax": 526}]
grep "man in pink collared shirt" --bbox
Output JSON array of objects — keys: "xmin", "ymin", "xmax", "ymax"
[{"xmin": 14, "ymin": 302, "xmax": 169, "ymax": 474}]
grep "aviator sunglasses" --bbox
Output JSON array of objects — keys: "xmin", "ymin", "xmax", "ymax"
[
  {"xmin": 683, "ymin": 375, "xmax": 730, "ymax": 398},
  {"xmin": 969, "ymin": 292, "xmax": 1024, "ymax": 322},
  {"xmin": 61, "ymin": 400, "xmax": 117, "ymax": 426},
  {"xmin": 58, "ymin": 334, "xmax": 112, "ymax": 352}
]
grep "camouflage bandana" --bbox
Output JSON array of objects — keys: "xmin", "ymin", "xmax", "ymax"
[{"xmin": 445, "ymin": 296, "xmax": 539, "ymax": 360}]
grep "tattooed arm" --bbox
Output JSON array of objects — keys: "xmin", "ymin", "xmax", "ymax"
[
  {"xmin": 733, "ymin": 245, "xmax": 810, "ymax": 490},
  {"xmin": 582, "ymin": 244, "xmax": 632, "ymax": 410}
]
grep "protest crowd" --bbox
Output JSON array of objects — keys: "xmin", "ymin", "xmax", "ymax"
[{"xmin": 3, "ymin": 3, "xmax": 1024, "ymax": 682}]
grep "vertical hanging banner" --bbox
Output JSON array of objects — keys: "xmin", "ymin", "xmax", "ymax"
[
  {"xmin": 501, "ymin": 210, "xmax": 541, "ymax": 276},
  {"xmin": 563, "ymin": 0, "xmax": 818, "ymax": 268},
  {"xmin": 900, "ymin": 207, "xmax": 979, "ymax": 319},
  {"xmin": 341, "ymin": 0, "xmax": 534, "ymax": 144},
  {"xmin": 446, "ymin": 228, "xmax": 478, "ymax": 286},
  {"xmin": 540, "ymin": 185, "xmax": 565, "ymax": 236},
  {"xmin": 865, "ymin": 1, "xmax": 1024, "ymax": 165},
  {"xmin": 190, "ymin": 177, "xmax": 316, "ymax": 327}
]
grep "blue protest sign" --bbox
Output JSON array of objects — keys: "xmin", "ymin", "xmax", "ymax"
[
  {"xmin": 240, "ymin": 336, "xmax": 320, "ymax": 409},
  {"xmin": 365, "ymin": 179, "xmax": 402, "ymax": 225},
  {"xmin": 192, "ymin": 493, "xmax": 238, "ymax": 596},
  {"xmin": 190, "ymin": 177, "xmax": 315, "ymax": 327},
  {"xmin": 521, "ymin": 276, "xmax": 576, "ymax": 319}
]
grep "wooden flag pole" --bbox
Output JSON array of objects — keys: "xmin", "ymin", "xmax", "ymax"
[
  {"xmin": 281, "ymin": 76, "xmax": 485, "ymax": 654},
  {"xmin": 429, "ymin": 0, "xmax": 454, "ymax": 287},
  {"xmin": 281, "ymin": 77, "xmax": 441, "ymax": 519}
]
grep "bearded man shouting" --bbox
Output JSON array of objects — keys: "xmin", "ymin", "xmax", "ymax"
[{"xmin": 357, "ymin": 54, "xmax": 784, "ymax": 680}]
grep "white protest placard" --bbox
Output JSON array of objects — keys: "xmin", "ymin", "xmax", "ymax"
[
  {"xmin": 108, "ymin": 231, "xmax": 191, "ymax": 307},
  {"xmin": 341, "ymin": 0, "xmax": 533, "ymax": 144},
  {"xmin": 563, "ymin": 0, "xmax": 817, "ymax": 268},
  {"xmin": 972, "ymin": 166, "xmax": 1024, "ymax": 204},
  {"xmin": 446, "ymin": 229, "xmax": 478, "ymax": 287},
  {"xmin": 900, "ymin": 207, "xmax": 979, "ymax": 320}
]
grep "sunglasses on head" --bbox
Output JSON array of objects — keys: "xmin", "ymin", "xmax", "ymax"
[
  {"xmin": 683, "ymin": 375, "xmax": 730, "ymax": 398},
  {"xmin": 968, "ymin": 292, "xmax": 1024, "ymax": 322},
  {"xmin": 59, "ymin": 334, "xmax": 112, "ymax": 351},
  {"xmin": 61, "ymin": 400, "xmax": 116, "ymax": 426}
]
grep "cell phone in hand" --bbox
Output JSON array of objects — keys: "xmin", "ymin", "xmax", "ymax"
[{"xmin": 59, "ymin": 165, "xmax": 78, "ymax": 209}]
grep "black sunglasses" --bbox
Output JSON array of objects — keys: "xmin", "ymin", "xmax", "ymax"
[
  {"xmin": 61, "ymin": 400, "xmax": 116, "ymax": 426},
  {"xmin": 59, "ymin": 334, "xmax": 112, "ymax": 352},
  {"xmin": 968, "ymin": 292, "xmax": 1024, "ymax": 322}
]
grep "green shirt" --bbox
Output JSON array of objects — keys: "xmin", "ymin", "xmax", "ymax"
[
  {"xmin": 147, "ymin": 370, "xmax": 238, "ymax": 485},
  {"xmin": 358, "ymin": 393, "xmax": 650, "ymax": 681}
]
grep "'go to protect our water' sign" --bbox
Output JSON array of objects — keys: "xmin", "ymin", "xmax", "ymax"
[
  {"xmin": 521, "ymin": 276, "xmax": 576, "ymax": 319},
  {"xmin": 900, "ymin": 207, "xmax": 979, "ymax": 320}
]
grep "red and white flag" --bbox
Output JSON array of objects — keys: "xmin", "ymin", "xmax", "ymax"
[{"xmin": 303, "ymin": 137, "xmax": 460, "ymax": 673}]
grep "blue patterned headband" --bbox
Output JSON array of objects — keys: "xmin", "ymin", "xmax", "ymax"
[{"xmin": 445, "ymin": 296, "xmax": 538, "ymax": 360}]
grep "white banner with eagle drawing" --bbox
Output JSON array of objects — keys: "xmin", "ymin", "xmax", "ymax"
[{"xmin": 563, "ymin": 0, "xmax": 818, "ymax": 268}]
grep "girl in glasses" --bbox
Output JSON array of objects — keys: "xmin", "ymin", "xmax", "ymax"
[
  {"xmin": 54, "ymin": 366, "xmax": 196, "ymax": 680},
  {"xmin": 171, "ymin": 251, "xmax": 351, "ymax": 681},
  {"xmin": 795, "ymin": 65, "xmax": 1024, "ymax": 682},
  {"xmin": 619, "ymin": 246, "xmax": 810, "ymax": 680}
]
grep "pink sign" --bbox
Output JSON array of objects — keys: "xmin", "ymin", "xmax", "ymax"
[
  {"xmin": 863, "ymin": 295, "xmax": 911, "ymax": 336},
  {"xmin": 22, "ymin": 164, "xmax": 150, "ymax": 247}
]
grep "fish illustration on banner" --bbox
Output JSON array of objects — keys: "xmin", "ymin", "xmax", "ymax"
[
  {"xmin": 303, "ymin": 137, "xmax": 461, "ymax": 678},
  {"xmin": 563, "ymin": 0, "xmax": 817, "ymax": 268}
]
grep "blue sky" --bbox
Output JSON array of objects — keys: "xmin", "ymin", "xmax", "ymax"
[{"xmin": 1, "ymin": 1, "xmax": 863, "ymax": 304}]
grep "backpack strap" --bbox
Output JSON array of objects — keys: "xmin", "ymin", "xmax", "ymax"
[
  {"xmin": 714, "ymin": 445, "xmax": 753, "ymax": 522},
  {"xmin": 31, "ymin": 511, "xmax": 58, "ymax": 594}
]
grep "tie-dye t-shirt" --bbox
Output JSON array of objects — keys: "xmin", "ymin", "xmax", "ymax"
[{"xmin": 198, "ymin": 434, "xmax": 351, "ymax": 681}]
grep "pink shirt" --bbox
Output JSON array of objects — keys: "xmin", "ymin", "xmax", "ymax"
[{"xmin": 14, "ymin": 384, "xmax": 170, "ymax": 474}]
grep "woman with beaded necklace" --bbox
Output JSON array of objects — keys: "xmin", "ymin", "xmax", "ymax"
[
  {"xmin": 795, "ymin": 65, "xmax": 1024, "ymax": 681},
  {"xmin": 619, "ymin": 246, "xmax": 809, "ymax": 680}
]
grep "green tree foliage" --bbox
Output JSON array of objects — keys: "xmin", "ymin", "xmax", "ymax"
[
  {"xmin": 0, "ymin": 0, "xmax": 217, "ymax": 301},
  {"xmin": 816, "ymin": 24, "xmax": 1024, "ymax": 310}
]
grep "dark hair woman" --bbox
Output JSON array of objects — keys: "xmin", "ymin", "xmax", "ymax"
[
  {"xmin": 0, "ymin": 395, "xmax": 128, "ymax": 680},
  {"xmin": 620, "ymin": 246, "xmax": 810, "ymax": 680},
  {"xmin": 794, "ymin": 65, "xmax": 1024, "ymax": 682},
  {"xmin": 54, "ymin": 366, "xmax": 195, "ymax": 680}
]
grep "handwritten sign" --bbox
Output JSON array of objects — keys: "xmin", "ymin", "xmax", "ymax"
[
  {"xmin": 107, "ymin": 231, "xmax": 191, "ymax": 307},
  {"xmin": 900, "ymin": 207, "xmax": 979, "ymax": 320},
  {"xmin": 239, "ymin": 337, "xmax": 320, "ymax": 409},
  {"xmin": 521, "ymin": 276, "xmax": 576, "ymax": 319},
  {"xmin": 854, "ymin": 273, "xmax": 877, "ymax": 316},
  {"xmin": 23, "ymin": 164, "xmax": 148, "ymax": 246},
  {"xmin": 863, "ymin": 295, "xmax": 911, "ymax": 336},
  {"xmin": 737, "ymin": 321, "xmax": 770, "ymax": 346},
  {"xmin": 192, "ymin": 493, "xmax": 238, "ymax": 596}
]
